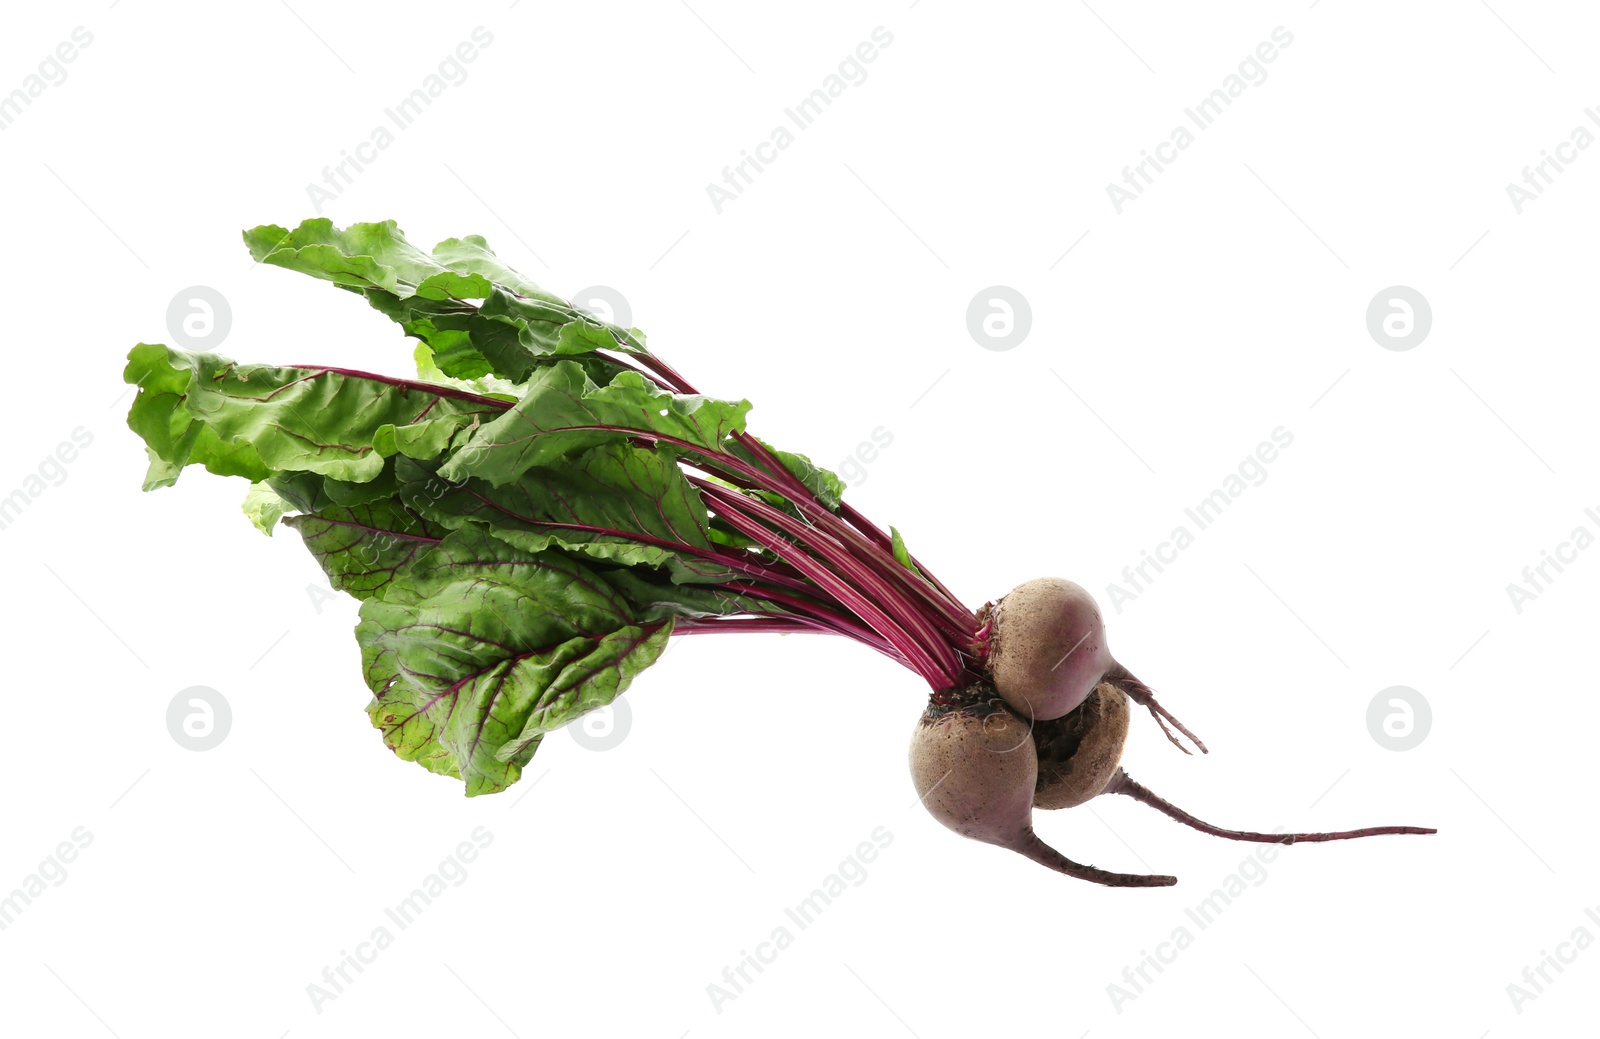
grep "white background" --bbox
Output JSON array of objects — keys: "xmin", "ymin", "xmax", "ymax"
[{"xmin": 2, "ymin": 1, "xmax": 1595, "ymax": 1036}]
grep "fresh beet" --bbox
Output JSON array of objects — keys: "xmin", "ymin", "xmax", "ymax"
[
  {"xmin": 987, "ymin": 578, "xmax": 1112, "ymax": 721},
  {"xmin": 908, "ymin": 686, "xmax": 1176, "ymax": 887},
  {"xmin": 1033, "ymin": 682, "xmax": 1131, "ymax": 810},
  {"xmin": 984, "ymin": 577, "xmax": 1206, "ymax": 755}
]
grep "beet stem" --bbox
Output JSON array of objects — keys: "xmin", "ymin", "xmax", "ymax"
[
  {"xmin": 697, "ymin": 484, "xmax": 951, "ymax": 685},
  {"xmin": 1103, "ymin": 769, "xmax": 1438, "ymax": 843},
  {"xmin": 696, "ymin": 479, "xmax": 962, "ymax": 684},
  {"xmin": 1009, "ymin": 830, "xmax": 1177, "ymax": 887},
  {"xmin": 628, "ymin": 350, "xmax": 979, "ymax": 645}
]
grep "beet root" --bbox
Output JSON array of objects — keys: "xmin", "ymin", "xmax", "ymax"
[
  {"xmin": 908, "ymin": 694, "xmax": 1035, "ymax": 844},
  {"xmin": 908, "ymin": 687, "xmax": 1175, "ymax": 887},
  {"xmin": 987, "ymin": 578, "xmax": 1113, "ymax": 722},
  {"xmin": 1103, "ymin": 663, "xmax": 1208, "ymax": 756},
  {"xmin": 1033, "ymin": 682, "xmax": 1131, "ymax": 810},
  {"xmin": 1102, "ymin": 768, "xmax": 1439, "ymax": 844}
]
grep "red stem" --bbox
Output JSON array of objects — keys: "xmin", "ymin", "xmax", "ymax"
[
  {"xmin": 697, "ymin": 480, "xmax": 961, "ymax": 684},
  {"xmin": 699, "ymin": 487, "xmax": 949, "ymax": 686},
  {"xmin": 718, "ymin": 582, "xmax": 897, "ymax": 653},
  {"xmin": 625, "ymin": 351, "xmax": 810, "ymax": 496},
  {"xmin": 672, "ymin": 615, "xmax": 908, "ymax": 672},
  {"xmin": 838, "ymin": 499, "xmax": 968, "ymax": 616},
  {"xmin": 673, "ymin": 616, "xmax": 825, "ymax": 636},
  {"xmin": 746, "ymin": 483, "xmax": 976, "ymax": 642},
  {"xmin": 625, "ymin": 350, "xmax": 976, "ymax": 642}
]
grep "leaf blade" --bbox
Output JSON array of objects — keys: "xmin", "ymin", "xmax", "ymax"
[
  {"xmin": 439, "ymin": 362, "xmax": 751, "ymax": 487},
  {"xmin": 355, "ymin": 527, "xmax": 671, "ymax": 795},
  {"xmin": 124, "ymin": 343, "xmax": 503, "ymax": 489}
]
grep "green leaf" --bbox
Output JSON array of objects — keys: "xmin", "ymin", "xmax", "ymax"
[
  {"xmin": 356, "ymin": 527, "xmax": 672, "ymax": 795},
  {"xmin": 430, "ymin": 234, "xmax": 570, "ymax": 306},
  {"xmin": 362, "ymin": 287, "xmax": 645, "ymax": 384},
  {"xmin": 243, "ymin": 219, "xmax": 492, "ymax": 300},
  {"xmin": 433, "ymin": 233, "xmax": 646, "ymax": 353},
  {"xmin": 395, "ymin": 447, "xmax": 732, "ymax": 581},
  {"xmin": 597, "ymin": 566, "xmax": 783, "ymax": 623},
  {"xmin": 125, "ymin": 344, "xmax": 271, "ymax": 489},
  {"xmin": 412, "ymin": 342, "xmax": 523, "ymax": 401},
  {"xmin": 283, "ymin": 499, "xmax": 447, "ymax": 600},
  {"xmin": 242, "ymin": 482, "xmax": 293, "ymax": 535},
  {"xmin": 362, "ymin": 289, "xmax": 574, "ymax": 383},
  {"xmin": 890, "ymin": 525, "xmax": 923, "ymax": 576},
  {"xmin": 268, "ymin": 464, "xmax": 407, "ymax": 514},
  {"xmin": 124, "ymin": 343, "xmax": 503, "ymax": 489},
  {"xmin": 730, "ymin": 437, "xmax": 845, "ymax": 510},
  {"xmin": 439, "ymin": 361, "xmax": 750, "ymax": 487},
  {"xmin": 247, "ymin": 219, "xmax": 643, "ymax": 383}
]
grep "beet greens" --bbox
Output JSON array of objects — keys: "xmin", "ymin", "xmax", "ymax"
[{"xmin": 128, "ymin": 218, "xmax": 979, "ymax": 795}]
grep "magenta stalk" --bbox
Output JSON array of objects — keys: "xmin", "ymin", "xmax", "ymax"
[
  {"xmin": 699, "ymin": 486, "xmax": 952, "ymax": 686},
  {"xmin": 695, "ymin": 479, "xmax": 962, "ymax": 685}
]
